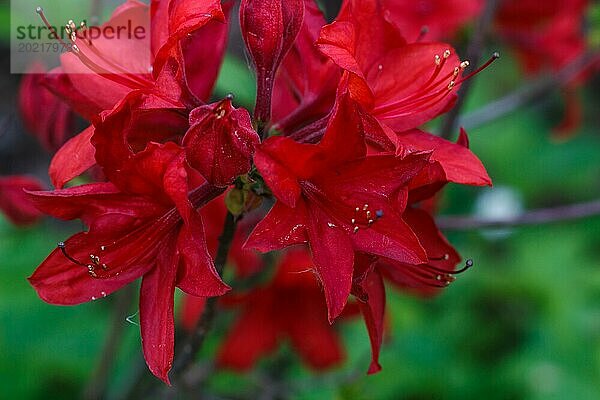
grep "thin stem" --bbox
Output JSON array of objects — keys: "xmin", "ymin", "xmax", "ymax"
[
  {"xmin": 83, "ymin": 285, "xmax": 135, "ymax": 400},
  {"xmin": 169, "ymin": 212, "xmax": 238, "ymax": 380},
  {"xmin": 436, "ymin": 199, "xmax": 600, "ymax": 230},
  {"xmin": 459, "ymin": 51, "xmax": 600, "ymax": 130},
  {"xmin": 439, "ymin": 0, "xmax": 501, "ymax": 140}
]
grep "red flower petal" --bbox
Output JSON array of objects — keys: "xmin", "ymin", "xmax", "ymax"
[
  {"xmin": 306, "ymin": 203, "xmax": 354, "ymax": 322},
  {"xmin": 49, "ymin": 125, "xmax": 96, "ymax": 189},
  {"xmin": 139, "ymin": 238, "xmax": 178, "ymax": 384},
  {"xmin": 398, "ymin": 129, "xmax": 492, "ymax": 186},
  {"xmin": 28, "ymin": 232, "xmax": 152, "ymax": 305},
  {"xmin": 356, "ymin": 268, "xmax": 385, "ymax": 374},
  {"xmin": 244, "ymin": 201, "xmax": 308, "ymax": 252}
]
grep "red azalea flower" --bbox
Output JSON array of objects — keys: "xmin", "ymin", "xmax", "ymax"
[
  {"xmin": 246, "ymin": 93, "xmax": 433, "ymax": 321},
  {"xmin": 217, "ymin": 248, "xmax": 346, "ymax": 371},
  {"xmin": 0, "ymin": 176, "xmax": 45, "ymax": 226},
  {"xmin": 317, "ymin": 0, "xmax": 468, "ymax": 134},
  {"xmin": 382, "ymin": 0, "xmax": 483, "ymax": 41},
  {"xmin": 495, "ymin": 0, "xmax": 590, "ymax": 138},
  {"xmin": 496, "ymin": 0, "xmax": 588, "ymax": 73},
  {"xmin": 36, "ymin": 0, "xmax": 232, "ymax": 188},
  {"xmin": 28, "ymin": 140, "xmax": 229, "ymax": 384}
]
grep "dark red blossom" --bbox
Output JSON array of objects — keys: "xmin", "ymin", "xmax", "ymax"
[
  {"xmin": 38, "ymin": 0, "xmax": 231, "ymax": 188},
  {"xmin": 246, "ymin": 94, "xmax": 431, "ymax": 321},
  {"xmin": 496, "ymin": 0, "xmax": 588, "ymax": 73},
  {"xmin": 217, "ymin": 248, "xmax": 346, "ymax": 371},
  {"xmin": 495, "ymin": 0, "xmax": 590, "ymax": 137},
  {"xmin": 28, "ymin": 142, "xmax": 229, "ymax": 384},
  {"xmin": 317, "ymin": 0, "xmax": 467, "ymax": 136},
  {"xmin": 0, "ymin": 176, "xmax": 45, "ymax": 225}
]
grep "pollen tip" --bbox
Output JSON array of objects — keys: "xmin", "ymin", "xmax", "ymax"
[
  {"xmin": 226, "ymin": 93, "xmax": 234, "ymax": 100},
  {"xmin": 35, "ymin": 6, "xmax": 43, "ymax": 14},
  {"xmin": 466, "ymin": 258, "xmax": 474, "ymax": 268},
  {"xmin": 57, "ymin": 241, "xmax": 65, "ymax": 248},
  {"xmin": 492, "ymin": 52, "xmax": 500, "ymax": 59}
]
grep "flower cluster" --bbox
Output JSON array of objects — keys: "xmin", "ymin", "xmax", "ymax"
[{"xmin": 19, "ymin": 0, "xmax": 495, "ymax": 384}]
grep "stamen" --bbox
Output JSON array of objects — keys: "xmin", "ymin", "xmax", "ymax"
[{"xmin": 456, "ymin": 52, "xmax": 500, "ymax": 84}]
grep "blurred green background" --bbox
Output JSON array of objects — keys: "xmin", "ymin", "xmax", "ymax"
[{"xmin": 2, "ymin": 0, "xmax": 600, "ymax": 399}]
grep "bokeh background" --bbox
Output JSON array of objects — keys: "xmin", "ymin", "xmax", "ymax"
[{"xmin": 1, "ymin": 0, "xmax": 600, "ymax": 399}]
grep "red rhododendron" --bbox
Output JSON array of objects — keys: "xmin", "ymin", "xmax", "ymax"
[
  {"xmin": 317, "ymin": 0, "xmax": 468, "ymax": 137},
  {"xmin": 247, "ymin": 94, "xmax": 433, "ymax": 321},
  {"xmin": 28, "ymin": 139, "xmax": 230, "ymax": 383},
  {"xmin": 39, "ymin": 0, "xmax": 232, "ymax": 188},
  {"xmin": 19, "ymin": 0, "xmax": 498, "ymax": 385}
]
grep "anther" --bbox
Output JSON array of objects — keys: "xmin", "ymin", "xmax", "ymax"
[
  {"xmin": 363, "ymin": 204, "xmax": 369, "ymax": 211},
  {"xmin": 353, "ymin": 226, "xmax": 359, "ymax": 234},
  {"xmin": 448, "ymin": 81, "xmax": 455, "ymax": 90},
  {"xmin": 443, "ymin": 49, "xmax": 451, "ymax": 58},
  {"xmin": 434, "ymin": 55, "xmax": 441, "ymax": 66},
  {"xmin": 460, "ymin": 61, "xmax": 470, "ymax": 69},
  {"xmin": 351, "ymin": 218, "xmax": 356, "ymax": 224},
  {"xmin": 36, "ymin": 6, "xmax": 43, "ymax": 14},
  {"xmin": 452, "ymin": 258, "xmax": 474, "ymax": 274},
  {"xmin": 226, "ymin": 93, "xmax": 234, "ymax": 100}
]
